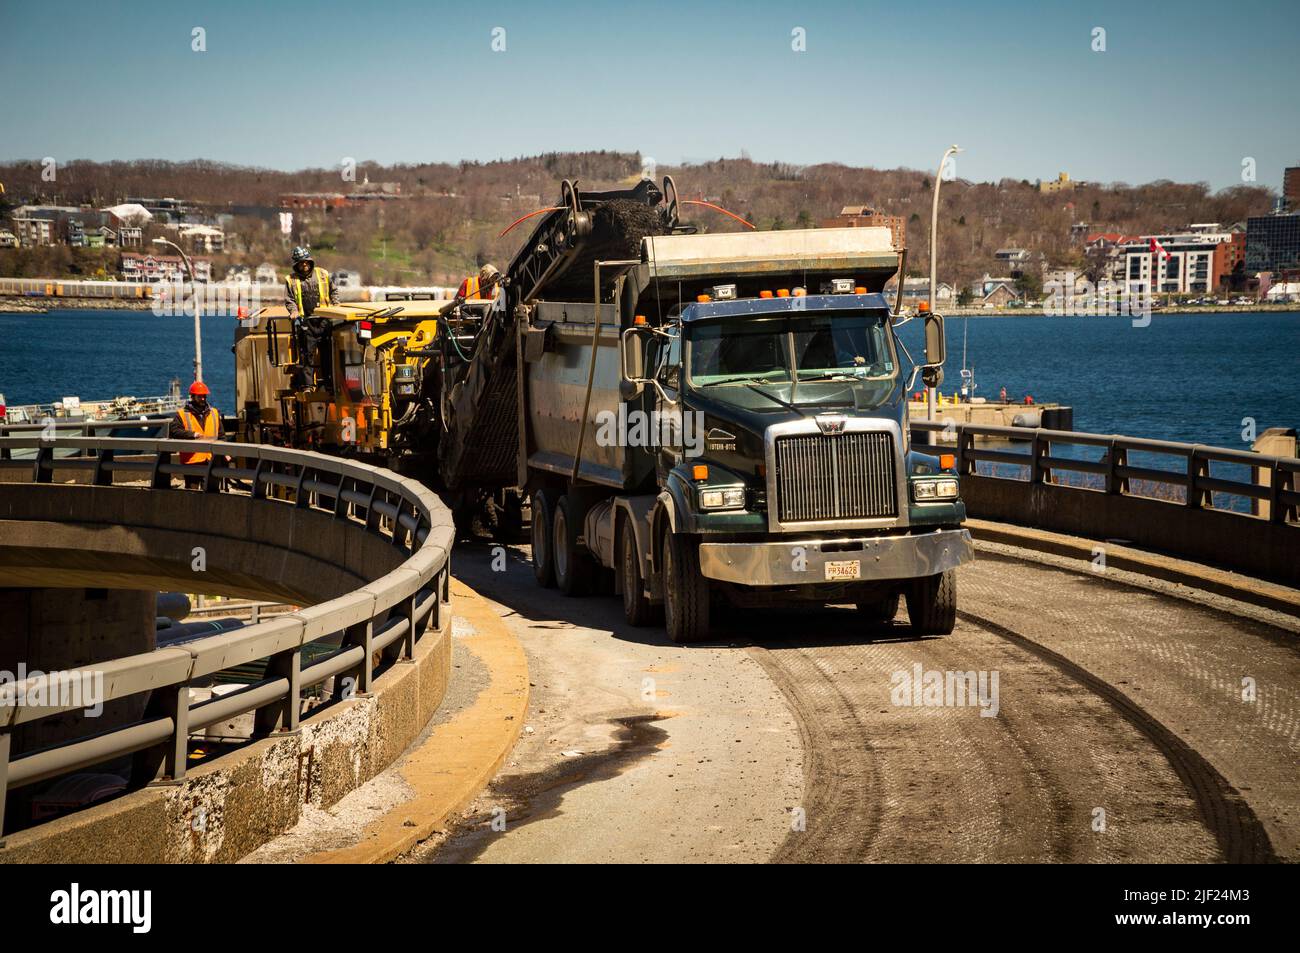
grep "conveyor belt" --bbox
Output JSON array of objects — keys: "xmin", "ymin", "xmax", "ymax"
[{"xmin": 437, "ymin": 178, "xmax": 674, "ymax": 491}]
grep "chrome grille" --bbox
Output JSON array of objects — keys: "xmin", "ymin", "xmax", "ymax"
[{"xmin": 774, "ymin": 431, "xmax": 898, "ymax": 523}]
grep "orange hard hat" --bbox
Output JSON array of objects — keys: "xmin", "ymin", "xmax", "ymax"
[{"xmin": 189, "ymin": 381, "xmax": 210, "ymax": 396}]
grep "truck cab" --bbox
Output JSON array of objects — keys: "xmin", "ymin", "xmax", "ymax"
[{"xmin": 519, "ymin": 221, "xmax": 973, "ymax": 644}]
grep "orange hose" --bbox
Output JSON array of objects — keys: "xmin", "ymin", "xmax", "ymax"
[
  {"xmin": 498, "ymin": 206, "xmax": 563, "ymax": 238},
  {"xmin": 681, "ymin": 199, "xmax": 756, "ymax": 229}
]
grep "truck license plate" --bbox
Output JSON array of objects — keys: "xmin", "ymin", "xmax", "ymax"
[{"xmin": 824, "ymin": 559, "xmax": 860, "ymax": 581}]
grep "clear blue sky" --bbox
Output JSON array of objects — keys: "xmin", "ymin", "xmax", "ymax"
[{"xmin": 2, "ymin": 0, "xmax": 1297, "ymax": 190}]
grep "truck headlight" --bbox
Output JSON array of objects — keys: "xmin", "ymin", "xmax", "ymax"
[
  {"xmin": 700, "ymin": 487, "xmax": 746, "ymax": 510},
  {"xmin": 913, "ymin": 478, "xmax": 959, "ymax": 501}
]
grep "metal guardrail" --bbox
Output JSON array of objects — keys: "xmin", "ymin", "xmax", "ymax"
[
  {"xmin": 0, "ymin": 436, "xmax": 454, "ymax": 837},
  {"xmin": 0, "ymin": 418, "xmax": 168, "ymax": 442},
  {"xmin": 912, "ymin": 421, "xmax": 1300, "ymax": 522}
]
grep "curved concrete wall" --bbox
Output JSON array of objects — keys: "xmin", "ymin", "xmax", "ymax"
[{"xmin": 0, "ymin": 481, "xmax": 453, "ymax": 862}]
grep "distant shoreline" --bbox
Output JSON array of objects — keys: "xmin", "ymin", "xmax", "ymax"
[{"xmin": 2, "ymin": 295, "xmax": 1298, "ymax": 318}]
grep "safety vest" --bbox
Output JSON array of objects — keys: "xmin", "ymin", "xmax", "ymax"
[
  {"xmin": 461, "ymin": 275, "xmax": 491, "ymax": 300},
  {"xmin": 178, "ymin": 407, "xmax": 218, "ymax": 465},
  {"xmin": 289, "ymin": 268, "xmax": 330, "ymax": 316}
]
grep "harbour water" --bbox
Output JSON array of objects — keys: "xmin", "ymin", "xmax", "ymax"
[{"xmin": 1, "ymin": 309, "xmax": 1297, "ymax": 452}]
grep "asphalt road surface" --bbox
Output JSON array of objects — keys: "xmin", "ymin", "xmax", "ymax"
[{"xmin": 411, "ymin": 539, "xmax": 1298, "ymax": 864}]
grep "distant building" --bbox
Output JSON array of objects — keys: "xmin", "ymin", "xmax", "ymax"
[
  {"xmin": 971, "ymin": 274, "xmax": 1022, "ymax": 306},
  {"xmin": 354, "ymin": 177, "xmax": 401, "ymax": 196},
  {"xmin": 118, "ymin": 226, "xmax": 143, "ymax": 248},
  {"xmin": 255, "ymin": 264, "xmax": 279, "ymax": 285},
  {"xmin": 1214, "ymin": 232, "xmax": 1248, "ymax": 291},
  {"xmin": 1245, "ymin": 213, "xmax": 1300, "ymax": 280},
  {"xmin": 1042, "ymin": 269, "xmax": 1093, "ymax": 295},
  {"xmin": 1118, "ymin": 230, "xmax": 1232, "ymax": 295},
  {"xmin": 1284, "ymin": 166, "xmax": 1300, "ymax": 212},
  {"xmin": 0, "ymin": 230, "xmax": 17, "ymax": 248},
  {"xmin": 333, "ymin": 269, "xmax": 362, "ymax": 290},
  {"xmin": 981, "ymin": 282, "xmax": 1021, "ymax": 308},
  {"xmin": 102, "ymin": 203, "xmax": 153, "ymax": 226},
  {"xmin": 993, "ymin": 248, "xmax": 1031, "ymax": 271},
  {"xmin": 1038, "ymin": 172, "xmax": 1076, "ymax": 194},
  {"xmin": 822, "ymin": 205, "xmax": 906, "ymax": 251},
  {"xmin": 123, "ymin": 197, "xmax": 194, "ymax": 224},
  {"xmin": 177, "ymin": 224, "xmax": 225, "ymax": 253},
  {"xmin": 120, "ymin": 252, "xmax": 212, "ymax": 283},
  {"xmin": 281, "ymin": 193, "xmax": 352, "ymax": 210},
  {"xmin": 10, "ymin": 205, "xmax": 80, "ymax": 246},
  {"xmin": 1264, "ymin": 281, "xmax": 1300, "ymax": 302},
  {"xmin": 885, "ymin": 277, "xmax": 954, "ymax": 304}
]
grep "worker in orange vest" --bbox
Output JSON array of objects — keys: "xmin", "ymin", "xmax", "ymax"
[
  {"xmin": 454, "ymin": 263, "xmax": 501, "ymax": 305},
  {"xmin": 169, "ymin": 381, "xmax": 222, "ymax": 486}
]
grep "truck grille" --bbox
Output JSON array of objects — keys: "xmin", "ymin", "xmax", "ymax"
[{"xmin": 773, "ymin": 432, "xmax": 898, "ymax": 523}]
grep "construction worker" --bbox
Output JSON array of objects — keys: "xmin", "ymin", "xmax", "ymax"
[
  {"xmin": 285, "ymin": 246, "xmax": 338, "ymax": 385},
  {"xmin": 454, "ymin": 263, "xmax": 501, "ymax": 305},
  {"xmin": 169, "ymin": 381, "xmax": 222, "ymax": 487}
]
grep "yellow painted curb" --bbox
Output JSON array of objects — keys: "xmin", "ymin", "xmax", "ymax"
[
  {"xmin": 302, "ymin": 578, "xmax": 529, "ymax": 864},
  {"xmin": 968, "ymin": 518, "xmax": 1300, "ymax": 620}
]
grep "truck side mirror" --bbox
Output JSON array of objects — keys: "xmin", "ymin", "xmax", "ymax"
[{"xmin": 923, "ymin": 312, "xmax": 946, "ymax": 388}]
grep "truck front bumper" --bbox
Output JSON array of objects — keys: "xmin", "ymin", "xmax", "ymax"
[{"xmin": 698, "ymin": 528, "xmax": 973, "ymax": 586}]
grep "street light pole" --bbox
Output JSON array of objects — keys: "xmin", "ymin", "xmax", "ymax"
[
  {"xmin": 153, "ymin": 237, "xmax": 202, "ymax": 383},
  {"xmin": 927, "ymin": 144, "xmax": 962, "ymax": 435}
]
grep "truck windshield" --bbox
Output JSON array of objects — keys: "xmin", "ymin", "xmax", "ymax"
[{"xmin": 686, "ymin": 312, "xmax": 895, "ymax": 390}]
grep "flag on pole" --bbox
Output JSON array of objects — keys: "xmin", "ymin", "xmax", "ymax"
[{"xmin": 1148, "ymin": 236, "xmax": 1170, "ymax": 259}]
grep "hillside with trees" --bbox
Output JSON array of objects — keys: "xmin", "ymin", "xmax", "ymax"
[{"xmin": 0, "ymin": 153, "xmax": 1276, "ymax": 289}]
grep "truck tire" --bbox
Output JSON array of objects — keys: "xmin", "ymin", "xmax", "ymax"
[
  {"xmin": 662, "ymin": 532, "xmax": 710, "ymax": 644},
  {"xmin": 857, "ymin": 592, "xmax": 900, "ymax": 625},
  {"xmin": 906, "ymin": 569, "xmax": 957, "ymax": 635},
  {"xmin": 531, "ymin": 489, "xmax": 557, "ymax": 588},
  {"xmin": 620, "ymin": 519, "xmax": 659, "ymax": 627},
  {"xmin": 553, "ymin": 494, "xmax": 596, "ymax": 596}
]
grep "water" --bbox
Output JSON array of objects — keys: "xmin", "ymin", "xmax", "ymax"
[
  {"xmin": 1, "ymin": 309, "xmax": 1297, "ymax": 451},
  {"xmin": 0, "ymin": 310, "xmax": 238, "ymax": 415},
  {"xmin": 895, "ymin": 311, "xmax": 1300, "ymax": 448}
]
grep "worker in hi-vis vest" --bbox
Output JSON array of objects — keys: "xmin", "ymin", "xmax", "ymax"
[
  {"xmin": 454, "ymin": 263, "xmax": 501, "ymax": 305},
  {"xmin": 284, "ymin": 246, "xmax": 338, "ymax": 386},
  {"xmin": 169, "ymin": 381, "xmax": 223, "ymax": 487}
]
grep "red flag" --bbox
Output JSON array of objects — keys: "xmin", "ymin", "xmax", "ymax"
[{"xmin": 1149, "ymin": 236, "xmax": 1170, "ymax": 259}]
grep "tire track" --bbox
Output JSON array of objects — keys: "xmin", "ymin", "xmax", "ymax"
[
  {"xmin": 747, "ymin": 606, "xmax": 1236, "ymax": 863},
  {"xmin": 748, "ymin": 642, "xmax": 882, "ymax": 864},
  {"xmin": 958, "ymin": 610, "xmax": 1278, "ymax": 864}
]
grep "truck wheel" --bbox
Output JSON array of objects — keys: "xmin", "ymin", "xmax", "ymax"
[
  {"xmin": 662, "ymin": 533, "xmax": 710, "ymax": 644},
  {"xmin": 553, "ymin": 495, "xmax": 596, "ymax": 596},
  {"xmin": 857, "ymin": 592, "xmax": 900, "ymax": 625},
  {"xmin": 620, "ymin": 520, "xmax": 659, "ymax": 627},
  {"xmin": 531, "ymin": 489, "xmax": 557, "ymax": 588},
  {"xmin": 906, "ymin": 570, "xmax": 957, "ymax": 636}
]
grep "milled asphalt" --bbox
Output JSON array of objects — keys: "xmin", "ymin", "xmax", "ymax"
[
  {"xmin": 407, "ymin": 541, "xmax": 804, "ymax": 864},
  {"xmin": 413, "ymin": 537, "xmax": 1297, "ymax": 864}
]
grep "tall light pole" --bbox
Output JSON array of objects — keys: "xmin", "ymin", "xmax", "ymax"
[
  {"xmin": 927, "ymin": 144, "xmax": 962, "ymax": 433},
  {"xmin": 929, "ymin": 144, "xmax": 961, "ymax": 313},
  {"xmin": 153, "ymin": 237, "xmax": 203, "ymax": 383}
]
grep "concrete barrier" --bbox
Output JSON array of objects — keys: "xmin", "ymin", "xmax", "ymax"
[{"xmin": 0, "ymin": 437, "xmax": 455, "ymax": 861}]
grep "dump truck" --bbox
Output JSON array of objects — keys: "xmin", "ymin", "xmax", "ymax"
[{"xmin": 438, "ymin": 178, "xmax": 973, "ymax": 642}]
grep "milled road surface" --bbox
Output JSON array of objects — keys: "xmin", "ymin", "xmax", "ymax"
[{"xmin": 413, "ymin": 539, "xmax": 1298, "ymax": 864}]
